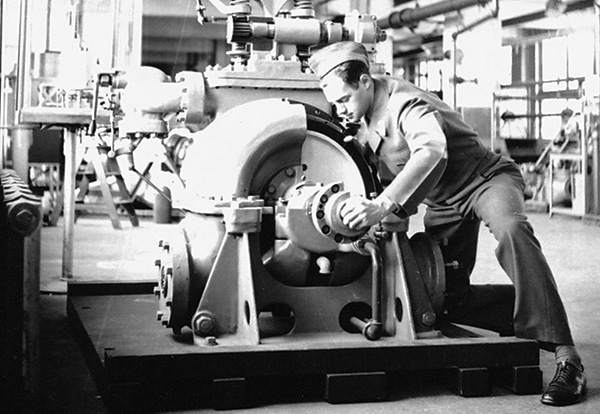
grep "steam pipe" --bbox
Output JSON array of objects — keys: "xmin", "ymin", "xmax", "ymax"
[{"xmin": 378, "ymin": 0, "xmax": 491, "ymax": 29}]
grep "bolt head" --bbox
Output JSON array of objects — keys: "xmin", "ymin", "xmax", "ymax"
[
  {"xmin": 422, "ymin": 312, "xmax": 436, "ymax": 326},
  {"xmin": 193, "ymin": 313, "xmax": 215, "ymax": 335}
]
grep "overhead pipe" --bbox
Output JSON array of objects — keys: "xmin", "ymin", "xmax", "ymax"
[
  {"xmin": 502, "ymin": 0, "xmax": 595, "ymax": 27},
  {"xmin": 378, "ymin": 0, "xmax": 491, "ymax": 30}
]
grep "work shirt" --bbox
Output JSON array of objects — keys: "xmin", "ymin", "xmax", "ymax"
[{"xmin": 355, "ymin": 75, "xmax": 501, "ymax": 215}]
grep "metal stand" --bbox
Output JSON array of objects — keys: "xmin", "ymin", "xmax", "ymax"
[{"xmin": 75, "ymin": 144, "xmax": 139, "ymax": 230}]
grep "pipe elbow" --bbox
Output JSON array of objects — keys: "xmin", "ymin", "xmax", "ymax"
[{"xmin": 364, "ymin": 320, "xmax": 382, "ymax": 341}]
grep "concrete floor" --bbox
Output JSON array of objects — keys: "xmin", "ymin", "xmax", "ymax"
[{"xmin": 35, "ymin": 209, "xmax": 600, "ymax": 413}]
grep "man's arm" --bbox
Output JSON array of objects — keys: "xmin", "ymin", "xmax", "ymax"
[
  {"xmin": 379, "ymin": 100, "xmax": 447, "ymax": 217},
  {"xmin": 340, "ymin": 100, "xmax": 447, "ymax": 229}
]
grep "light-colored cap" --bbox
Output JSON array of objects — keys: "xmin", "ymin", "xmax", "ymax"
[{"xmin": 308, "ymin": 41, "xmax": 369, "ymax": 79}]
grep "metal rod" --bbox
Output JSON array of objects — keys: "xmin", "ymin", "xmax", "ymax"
[
  {"xmin": 348, "ymin": 240, "xmax": 382, "ymax": 341},
  {"xmin": 61, "ymin": 127, "xmax": 78, "ymax": 279},
  {"xmin": 16, "ymin": 0, "xmax": 29, "ymax": 115},
  {"xmin": 593, "ymin": 2, "xmax": 600, "ymax": 215},
  {"xmin": 365, "ymin": 241, "xmax": 382, "ymax": 327},
  {"xmin": 453, "ymin": 37, "xmax": 458, "ymax": 110},
  {"xmin": 501, "ymin": 76, "xmax": 586, "ymax": 88},
  {"xmin": 501, "ymin": 112, "xmax": 568, "ymax": 119}
]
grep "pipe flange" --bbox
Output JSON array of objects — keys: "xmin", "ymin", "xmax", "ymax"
[{"xmin": 311, "ymin": 182, "xmax": 365, "ymax": 244}]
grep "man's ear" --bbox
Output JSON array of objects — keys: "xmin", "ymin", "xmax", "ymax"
[{"xmin": 359, "ymin": 74, "xmax": 372, "ymax": 89}]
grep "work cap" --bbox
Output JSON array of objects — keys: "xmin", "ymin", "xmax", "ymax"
[{"xmin": 308, "ymin": 41, "xmax": 369, "ymax": 79}]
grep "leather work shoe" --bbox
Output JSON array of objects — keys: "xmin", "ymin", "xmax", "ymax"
[{"xmin": 541, "ymin": 361, "xmax": 587, "ymax": 406}]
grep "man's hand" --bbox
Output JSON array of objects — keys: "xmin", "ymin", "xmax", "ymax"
[{"xmin": 339, "ymin": 195, "xmax": 398, "ymax": 230}]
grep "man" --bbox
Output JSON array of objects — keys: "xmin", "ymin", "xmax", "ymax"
[
  {"xmin": 554, "ymin": 107, "xmax": 580, "ymax": 152},
  {"xmin": 308, "ymin": 41, "xmax": 586, "ymax": 406}
]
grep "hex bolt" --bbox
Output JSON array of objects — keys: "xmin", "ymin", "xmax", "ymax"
[
  {"xmin": 193, "ymin": 313, "xmax": 215, "ymax": 336},
  {"xmin": 285, "ymin": 168, "xmax": 296, "ymax": 177},
  {"xmin": 422, "ymin": 311, "xmax": 436, "ymax": 326}
]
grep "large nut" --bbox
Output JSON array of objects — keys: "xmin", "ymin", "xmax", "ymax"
[{"xmin": 193, "ymin": 312, "xmax": 216, "ymax": 336}]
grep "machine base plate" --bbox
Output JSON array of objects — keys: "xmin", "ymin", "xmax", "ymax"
[{"xmin": 67, "ymin": 281, "xmax": 542, "ymax": 412}]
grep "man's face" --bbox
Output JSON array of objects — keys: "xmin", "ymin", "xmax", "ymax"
[{"xmin": 320, "ymin": 73, "xmax": 371, "ymax": 123}]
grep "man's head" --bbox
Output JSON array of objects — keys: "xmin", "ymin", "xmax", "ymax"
[
  {"xmin": 309, "ymin": 41, "xmax": 374, "ymax": 123},
  {"xmin": 560, "ymin": 108, "xmax": 574, "ymax": 122}
]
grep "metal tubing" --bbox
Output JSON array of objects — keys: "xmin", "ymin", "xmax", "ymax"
[
  {"xmin": 61, "ymin": 127, "xmax": 78, "ymax": 279},
  {"xmin": 379, "ymin": 0, "xmax": 491, "ymax": 29},
  {"xmin": 11, "ymin": 126, "xmax": 32, "ymax": 180},
  {"xmin": 365, "ymin": 241, "xmax": 382, "ymax": 329},
  {"xmin": 594, "ymin": 2, "xmax": 600, "ymax": 215},
  {"xmin": 348, "ymin": 240, "xmax": 383, "ymax": 341},
  {"xmin": 16, "ymin": 0, "xmax": 29, "ymax": 115}
]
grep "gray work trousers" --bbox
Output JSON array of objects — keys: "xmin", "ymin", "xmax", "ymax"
[{"xmin": 424, "ymin": 158, "xmax": 574, "ymax": 349}]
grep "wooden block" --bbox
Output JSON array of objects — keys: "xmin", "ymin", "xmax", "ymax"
[
  {"xmin": 325, "ymin": 372, "xmax": 387, "ymax": 404},
  {"xmin": 451, "ymin": 367, "xmax": 491, "ymax": 397},
  {"xmin": 498, "ymin": 365, "xmax": 542, "ymax": 395}
]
